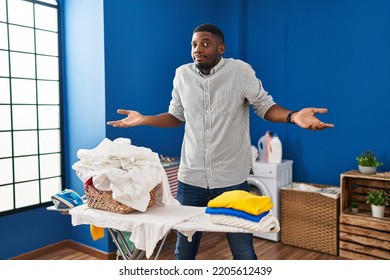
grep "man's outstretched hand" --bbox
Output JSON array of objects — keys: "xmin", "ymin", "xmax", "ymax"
[
  {"xmin": 292, "ymin": 108, "xmax": 334, "ymax": 130},
  {"xmin": 106, "ymin": 109, "xmax": 145, "ymax": 128}
]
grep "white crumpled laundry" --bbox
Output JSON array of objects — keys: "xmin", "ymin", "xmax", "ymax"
[{"xmin": 72, "ymin": 137, "xmax": 179, "ymax": 212}]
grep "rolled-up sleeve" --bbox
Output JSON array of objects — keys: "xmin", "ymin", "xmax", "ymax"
[
  {"xmin": 168, "ymin": 70, "xmax": 185, "ymax": 122},
  {"xmin": 243, "ymin": 65, "xmax": 276, "ymax": 118}
]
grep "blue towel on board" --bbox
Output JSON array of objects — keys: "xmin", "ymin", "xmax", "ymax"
[{"xmin": 205, "ymin": 207, "xmax": 270, "ymax": 223}]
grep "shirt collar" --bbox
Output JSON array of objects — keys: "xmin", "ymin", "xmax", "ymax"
[{"xmin": 195, "ymin": 57, "xmax": 225, "ymax": 77}]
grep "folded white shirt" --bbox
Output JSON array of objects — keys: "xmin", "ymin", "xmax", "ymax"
[{"xmin": 208, "ymin": 211, "xmax": 280, "ymax": 233}]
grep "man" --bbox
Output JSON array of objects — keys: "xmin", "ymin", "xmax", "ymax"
[{"xmin": 107, "ymin": 23, "xmax": 334, "ymax": 259}]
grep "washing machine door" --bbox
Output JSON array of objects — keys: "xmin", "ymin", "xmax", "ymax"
[
  {"xmin": 247, "ymin": 175, "xmax": 271, "ymax": 197},
  {"xmin": 247, "ymin": 175, "xmax": 280, "ymax": 241}
]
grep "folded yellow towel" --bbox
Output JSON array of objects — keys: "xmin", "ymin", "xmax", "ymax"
[
  {"xmin": 207, "ymin": 190, "xmax": 273, "ymax": 215},
  {"xmin": 90, "ymin": 225, "xmax": 105, "ymax": 241}
]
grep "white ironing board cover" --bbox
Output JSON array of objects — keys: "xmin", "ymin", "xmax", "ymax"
[
  {"xmin": 69, "ymin": 204, "xmax": 279, "ymax": 258},
  {"xmin": 70, "ymin": 204, "xmax": 205, "ymax": 258}
]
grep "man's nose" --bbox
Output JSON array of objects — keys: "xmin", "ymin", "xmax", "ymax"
[{"xmin": 194, "ymin": 45, "xmax": 203, "ymax": 53}]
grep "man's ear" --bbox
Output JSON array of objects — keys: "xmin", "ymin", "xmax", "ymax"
[{"xmin": 218, "ymin": 44, "xmax": 226, "ymax": 55}]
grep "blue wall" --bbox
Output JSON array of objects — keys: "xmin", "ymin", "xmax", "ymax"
[
  {"xmin": 0, "ymin": 206, "xmax": 69, "ymax": 259},
  {"xmin": 62, "ymin": 0, "xmax": 111, "ymax": 253},
  {"xmin": 246, "ymin": 0, "xmax": 390, "ymax": 184},
  {"xmin": 105, "ymin": 0, "xmax": 390, "ymax": 187},
  {"xmin": 2, "ymin": 0, "xmax": 390, "ymax": 259}
]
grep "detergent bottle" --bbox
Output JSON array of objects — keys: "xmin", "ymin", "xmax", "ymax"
[
  {"xmin": 257, "ymin": 131, "xmax": 272, "ymax": 162},
  {"xmin": 268, "ymin": 134, "xmax": 282, "ymax": 163}
]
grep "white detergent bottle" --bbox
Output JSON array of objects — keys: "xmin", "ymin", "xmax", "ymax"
[
  {"xmin": 258, "ymin": 131, "xmax": 271, "ymax": 162},
  {"xmin": 268, "ymin": 134, "xmax": 282, "ymax": 163}
]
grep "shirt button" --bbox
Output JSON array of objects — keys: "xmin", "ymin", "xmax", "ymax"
[
  {"xmin": 207, "ymin": 167, "xmax": 210, "ymax": 170},
  {"xmin": 205, "ymin": 92, "xmax": 208, "ymax": 95}
]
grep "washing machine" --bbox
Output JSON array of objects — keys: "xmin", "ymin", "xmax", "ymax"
[{"xmin": 247, "ymin": 159, "xmax": 293, "ymax": 241}]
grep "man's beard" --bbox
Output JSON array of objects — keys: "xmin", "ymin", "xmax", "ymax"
[
  {"xmin": 195, "ymin": 61, "xmax": 211, "ymax": 72},
  {"xmin": 194, "ymin": 54, "xmax": 220, "ymax": 73}
]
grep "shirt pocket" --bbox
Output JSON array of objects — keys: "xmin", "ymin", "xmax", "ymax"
[{"xmin": 212, "ymin": 90, "xmax": 239, "ymax": 116}]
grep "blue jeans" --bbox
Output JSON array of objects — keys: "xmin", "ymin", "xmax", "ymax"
[{"xmin": 174, "ymin": 180, "xmax": 257, "ymax": 260}]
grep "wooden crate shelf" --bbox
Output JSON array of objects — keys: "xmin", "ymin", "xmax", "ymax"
[{"xmin": 339, "ymin": 171, "xmax": 390, "ymax": 260}]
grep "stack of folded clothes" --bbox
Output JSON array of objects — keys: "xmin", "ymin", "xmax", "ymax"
[{"xmin": 205, "ymin": 190, "xmax": 280, "ymax": 233}]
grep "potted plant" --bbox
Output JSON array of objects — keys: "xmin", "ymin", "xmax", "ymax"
[
  {"xmin": 366, "ymin": 190, "xmax": 389, "ymax": 218},
  {"xmin": 351, "ymin": 201, "xmax": 359, "ymax": 214},
  {"xmin": 356, "ymin": 150, "xmax": 383, "ymax": 174}
]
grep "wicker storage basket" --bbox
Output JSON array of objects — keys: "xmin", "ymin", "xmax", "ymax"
[
  {"xmin": 281, "ymin": 182, "xmax": 340, "ymax": 255},
  {"xmin": 85, "ymin": 181, "xmax": 156, "ymax": 214}
]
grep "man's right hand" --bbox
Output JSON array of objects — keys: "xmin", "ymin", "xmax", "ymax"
[{"xmin": 106, "ymin": 109, "xmax": 145, "ymax": 128}]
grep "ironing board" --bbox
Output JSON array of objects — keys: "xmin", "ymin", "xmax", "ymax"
[{"xmin": 69, "ymin": 204, "xmax": 279, "ymax": 260}]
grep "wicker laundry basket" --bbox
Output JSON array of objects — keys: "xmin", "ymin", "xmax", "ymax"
[
  {"xmin": 281, "ymin": 182, "xmax": 340, "ymax": 255},
  {"xmin": 85, "ymin": 180, "xmax": 156, "ymax": 214}
]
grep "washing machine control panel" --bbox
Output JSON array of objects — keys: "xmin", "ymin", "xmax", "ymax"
[{"xmin": 252, "ymin": 160, "xmax": 293, "ymax": 179}]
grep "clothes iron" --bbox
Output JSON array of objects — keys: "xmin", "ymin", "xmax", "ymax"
[{"xmin": 51, "ymin": 189, "xmax": 85, "ymax": 211}]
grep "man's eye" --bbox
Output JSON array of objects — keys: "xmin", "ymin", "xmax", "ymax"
[{"xmin": 203, "ymin": 42, "xmax": 209, "ymax": 47}]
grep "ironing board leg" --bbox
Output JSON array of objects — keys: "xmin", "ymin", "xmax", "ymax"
[
  {"xmin": 108, "ymin": 228, "xmax": 145, "ymax": 260},
  {"xmin": 108, "ymin": 228, "xmax": 127, "ymax": 259},
  {"xmin": 154, "ymin": 230, "xmax": 170, "ymax": 260},
  {"xmin": 108, "ymin": 228, "xmax": 170, "ymax": 260}
]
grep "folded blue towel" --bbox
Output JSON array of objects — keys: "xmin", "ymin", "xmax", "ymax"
[{"xmin": 205, "ymin": 207, "xmax": 270, "ymax": 222}]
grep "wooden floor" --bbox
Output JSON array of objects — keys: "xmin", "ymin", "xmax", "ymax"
[{"xmin": 32, "ymin": 231, "xmax": 344, "ymax": 260}]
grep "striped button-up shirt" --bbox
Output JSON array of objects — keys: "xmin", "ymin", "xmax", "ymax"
[{"xmin": 169, "ymin": 58, "xmax": 275, "ymax": 189}]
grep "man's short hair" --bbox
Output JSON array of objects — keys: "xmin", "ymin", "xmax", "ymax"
[{"xmin": 193, "ymin": 23, "xmax": 225, "ymax": 43}]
